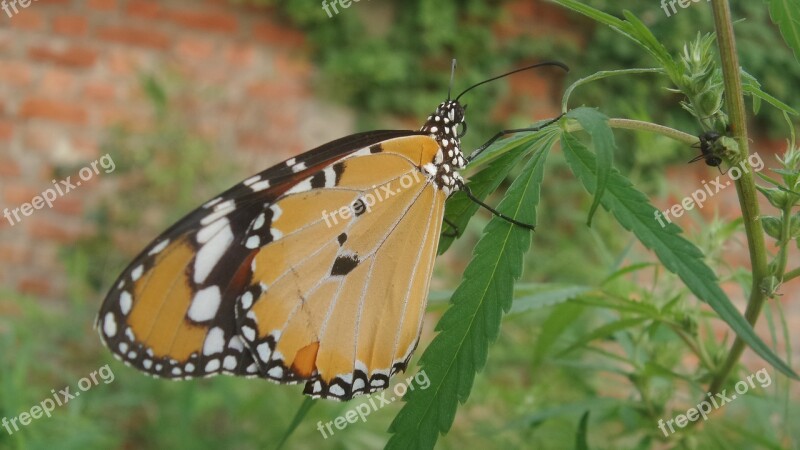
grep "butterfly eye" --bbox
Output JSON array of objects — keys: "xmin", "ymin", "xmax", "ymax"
[{"xmin": 457, "ymin": 121, "xmax": 467, "ymax": 139}]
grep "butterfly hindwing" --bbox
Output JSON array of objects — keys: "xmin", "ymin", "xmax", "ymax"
[{"xmin": 96, "ymin": 130, "xmax": 423, "ymax": 379}]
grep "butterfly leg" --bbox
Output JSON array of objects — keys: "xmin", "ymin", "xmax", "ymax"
[
  {"xmin": 442, "ymin": 217, "xmax": 460, "ymax": 237},
  {"xmin": 458, "ymin": 182, "xmax": 535, "ymax": 231},
  {"xmin": 466, "ymin": 114, "xmax": 564, "ymax": 163}
]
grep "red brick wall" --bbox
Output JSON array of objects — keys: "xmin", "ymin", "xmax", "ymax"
[{"xmin": 0, "ymin": 0, "xmax": 356, "ymax": 298}]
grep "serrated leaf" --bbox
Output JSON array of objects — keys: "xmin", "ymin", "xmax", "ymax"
[
  {"xmin": 386, "ymin": 138, "xmax": 554, "ymax": 450},
  {"xmin": 510, "ymin": 284, "xmax": 591, "ymax": 314},
  {"xmin": 438, "ymin": 139, "xmax": 532, "ymax": 254},
  {"xmin": 560, "ymin": 133, "xmax": 798, "ymax": 380},
  {"xmin": 765, "ymin": 0, "xmax": 800, "ymax": 65},
  {"xmin": 567, "ymin": 107, "xmax": 615, "ymax": 226}
]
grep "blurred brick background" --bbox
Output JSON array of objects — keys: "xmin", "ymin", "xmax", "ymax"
[{"xmin": 0, "ymin": 0, "xmax": 359, "ymax": 298}]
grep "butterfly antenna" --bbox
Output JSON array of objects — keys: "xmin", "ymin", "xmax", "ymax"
[
  {"xmin": 447, "ymin": 59, "xmax": 457, "ymax": 101},
  {"xmin": 455, "ymin": 61, "xmax": 569, "ymax": 101}
]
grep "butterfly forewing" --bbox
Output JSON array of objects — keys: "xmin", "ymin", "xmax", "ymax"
[
  {"xmin": 96, "ymin": 130, "xmax": 423, "ymax": 380},
  {"xmin": 98, "ymin": 95, "xmax": 471, "ymax": 401}
]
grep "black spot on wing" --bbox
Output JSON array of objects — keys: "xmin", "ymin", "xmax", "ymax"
[
  {"xmin": 337, "ymin": 233, "xmax": 347, "ymax": 245},
  {"xmin": 332, "ymin": 162, "xmax": 345, "ymax": 185},
  {"xmin": 309, "ymin": 171, "xmax": 327, "ymax": 189},
  {"xmin": 369, "ymin": 143, "xmax": 383, "ymax": 153},
  {"xmin": 330, "ymin": 254, "xmax": 359, "ymax": 276}
]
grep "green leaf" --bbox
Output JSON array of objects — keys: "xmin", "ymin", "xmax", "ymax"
[
  {"xmin": 560, "ymin": 132, "xmax": 798, "ymax": 380},
  {"xmin": 438, "ymin": 138, "xmax": 532, "ymax": 254},
  {"xmin": 567, "ymin": 107, "xmax": 616, "ymax": 226},
  {"xmin": 558, "ymin": 317, "xmax": 651, "ymax": 356},
  {"xmin": 274, "ymin": 397, "xmax": 316, "ymax": 450},
  {"xmin": 386, "ymin": 137, "xmax": 554, "ymax": 450},
  {"xmin": 741, "ymin": 69, "xmax": 799, "ymax": 115},
  {"xmin": 510, "ymin": 283, "xmax": 591, "ymax": 314},
  {"xmin": 765, "ymin": 0, "xmax": 800, "ymax": 65},
  {"xmin": 575, "ymin": 411, "xmax": 591, "ymax": 450},
  {"xmin": 532, "ymin": 302, "xmax": 585, "ymax": 365}
]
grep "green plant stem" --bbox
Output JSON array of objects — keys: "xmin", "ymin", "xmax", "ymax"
[
  {"xmin": 564, "ymin": 118, "xmax": 697, "ymax": 145},
  {"xmin": 704, "ymin": 0, "xmax": 771, "ymax": 396},
  {"xmin": 783, "ymin": 267, "xmax": 800, "ymax": 282},
  {"xmin": 775, "ymin": 205, "xmax": 793, "ymax": 279}
]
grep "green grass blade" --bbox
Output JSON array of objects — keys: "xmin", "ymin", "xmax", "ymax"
[
  {"xmin": 274, "ymin": 397, "xmax": 316, "ymax": 450},
  {"xmin": 575, "ymin": 411, "xmax": 591, "ymax": 450},
  {"xmin": 560, "ymin": 133, "xmax": 798, "ymax": 380},
  {"xmin": 386, "ymin": 138, "xmax": 554, "ymax": 450}
]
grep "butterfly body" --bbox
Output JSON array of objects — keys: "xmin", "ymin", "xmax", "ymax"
[{"xmin": 97, "ymin": 100, "xmax": 468, "ymax": 400}]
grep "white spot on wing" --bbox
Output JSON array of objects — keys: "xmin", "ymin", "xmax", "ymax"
[
  {"xmin": 103, "ymin": 312, "xmax": 117, "ymax": 337},
  {"xmin": 245, "ymin": 235, "xmax": 260, "ymax": 249},
  {"xmin": 197, "ymin": 217, "xmax": 230, "ymax": 244},
  {"xmin": 131, "ymin": 265, "xmax": 144, "ymax": 281},
  {"xmin": 239, "ymin": 291, "xmax": 253, "ymax": 309},
  {"xmin": 148, "ymin": 239, "xmax": 170, "ymax": 255},
  {"xmin": 241, "ymin": 326, "xmax": 256, "ymax": 342},
  {"xmin": 205, "ymin": 359, "xmax": 221, "ymax": 372},
  {"xmin": 203, "ymin": 197, "xmax": 222, "ymax": 208},
  {"xmin": 203, "ymin": 327, "xmax": 225, "ymax": 355},
  {"xmin": 270, "ymin": 204, "xmax": 282, "ymax": 221},
  {"xmin": 330, "ymin": 384, "xmax": 345, "ymax": 396},
  {"xmin": 252, "ymin": 213, "xmax": 266, "ymax": 231},
  {"xmin": 243, "ymin": 175, "xmax": 261, "ymax": 186},
  {"xmin": 250, "ymin": 179, "xmax": 271, "ymax": 192},
  {"xmin": 187, "ymin": 286, "xmax": 222, "ymax": 322},
  {"xmin": 228, "ymin": 336, "xmax": 244, "ymax": 351},
  {"xmin": 119, "ymin": 291, "xmax": 132, "ymax": 315},
  {"xmin": 257, "ymin": 342, "xmax": 272, "ymax": 362},
  {"xmin": 223, "ymin": 355, "xmax": 237, "ymax": 370},
  {"xmin": 194, "ymin": 225, "xmax": 233, "ymax": 283},
  {"xmin": 268, "ymin": 366, "xmax": 283, "ymax": 378}
]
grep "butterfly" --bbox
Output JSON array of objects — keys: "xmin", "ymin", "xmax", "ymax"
[{"xmin": 96, "ymin": 60, "xmax": 568, "ymax": 400}]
